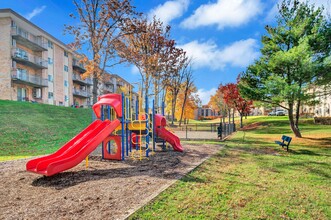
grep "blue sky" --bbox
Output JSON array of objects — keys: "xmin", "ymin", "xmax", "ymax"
[{"xmin": 2, "ymin": 0, "xmax": 329, "ymax": 104}]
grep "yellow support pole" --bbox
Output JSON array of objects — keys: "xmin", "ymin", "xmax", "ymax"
[{"xmin": 85, "ymin": 156, "xmax": 88, "ymax": 169}]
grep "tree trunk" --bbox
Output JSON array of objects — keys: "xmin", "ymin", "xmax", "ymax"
[
  {"xmin": 228, "ymin": 109, "xmax": 231, "ymax": 124},
  {"xmin": 240, "ymin": 113, "xmax": 243, "ymax": 128},
  {"xmin": 153, "ymin": 78, "xmax": 158, "ymax": 113},
  {"xmin": 232, "ymin": 109, "xmax": 235, "ymax": 124},
  {"xmin": 295, "ymin": 99, "xmax": 301, "ymax": 128},
  {"xmin": 92, "ymin": 76, "xmax": 98, "ymax": 104},
  {"xmin": 170, "ymin": 93, "xmax": 177, "ymax": 125},
  {"xmin": 92, "ymin": 51, "xmax": 98, "ymax": 104},
  {"xmin": 288, "ymin": 103, "xmax": 302, "ymax": 138},
  {"xmin": 179, "ymin": 87, "xmax": 189, "ymax": 127}
]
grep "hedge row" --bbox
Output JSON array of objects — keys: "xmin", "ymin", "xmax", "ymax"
[{"xmin": 314, "ymin": 117, "xmax": 331, "ymax": 125}]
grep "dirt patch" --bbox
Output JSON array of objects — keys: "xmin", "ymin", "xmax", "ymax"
[
  {"xmin": 0, "ymin": 143, "xmax": 221, "ymax": 220},
  {"xmin": 239, "ymin": 122, "xmax": 264, "ymax": 131},
  {"xmin": 233, "ymin": 146, "xmax": 281, "ymax": 156}
]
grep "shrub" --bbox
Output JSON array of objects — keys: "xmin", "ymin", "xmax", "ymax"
[
  {"xmin": 198, "ymin": 116, "xmax": 221, "ymax": 120},
  {"xmin": 314, "ymin": 117, "xmax": 331, "ymax": 125}
]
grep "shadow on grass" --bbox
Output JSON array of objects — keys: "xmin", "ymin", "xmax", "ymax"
[
  {"xmin": 290, "ymin": 149, "xmax": 324, "ymax": 156},
  {"xmin": 180, "ymin": 175, "xmax": 206, "ymax": 183},
  {"xmin": 272, "ymin": 161, "xmax": 331, "ymax": 179},
  {"xmin": 301, "ymin": 137, "xmax": 331, "ymax": 147}
]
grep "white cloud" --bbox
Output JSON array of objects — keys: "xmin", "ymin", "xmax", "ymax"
[
  {"xmin": 148, "ymin": 0, "xmax": 190, "ymax": 25},
  {"xmin": 130, "ymin": 65, "xmax": 140, "ymax": 75},
  {"xmin": 196, "ymin": 88, "xmax": 217, "ymax": 105},
  {"xmin": 25, "ymin": 5, "xmax": 47, "ymax": 21},
  {"xmin": 266, "ymin": 0, "xmax": 330, "ymax": 22},
  {"xmin": 181, "ymin": 0, "xmax": 263, "ymax": 30},
  {"xmin": 265, "ymin": 3, "xmax": 278, "ymax": 22},
  {"xmin": 179, "ymin": 38, "xmax": 260, "ymax": 70}
]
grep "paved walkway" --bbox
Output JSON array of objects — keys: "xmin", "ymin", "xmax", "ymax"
[{"xmin": 175, "ymin": 131, "xmax": 219, "ymax": 140}]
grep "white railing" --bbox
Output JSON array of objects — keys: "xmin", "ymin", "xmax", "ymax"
[
  {"xmin": 72, "ymin": 74, "xmax": 92, "ymax": 85},
  {"xmin": 11, "ymin": 27, "xmax": 47, "ymax": 49},
  {"xmin": 12, "ymin": 48, "xmax": 47, "ymax": 68},
  {"xmin": 73, "ymin": 89, "xmax": 91, "ymax": 97},
  {"xmin": 11, "ymin": 69, "xmax": 48, "ymax": 87},
  {"xmin": 73, "ymin": 59, "xmax": 86, "ymax": 69}
]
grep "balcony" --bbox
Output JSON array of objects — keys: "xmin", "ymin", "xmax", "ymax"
[
  {"xmin": 104, "ymin": 80, "xmax": 114, "ymax": 85},
  {"xmin": 73, "ymin": 88, "xmax": 91, "ymax": 98},
  {"xmin": 72, "ymin": 58, "xmax": 86, "ymax": 73},
  {"xmin": 11, "ymin": 27, "xmax": 47, "ymax": 51},
  {"xmin": 12, "ymin": 48, "xmax": 48, "ymax": 69},
  {"xmin": 11, "ymin": 69, "xmax": 48, "ymax": 87},
  {"xmin": 103, "ymin": 85, "xmax": 114, "ymax": 93},
  {"xmin": 72, "ymin": 74, "xmax": 92, "ymax": 85},
  {"xmin": 116, "ymin": 81, "xmax": 124, "ymax": 87}
]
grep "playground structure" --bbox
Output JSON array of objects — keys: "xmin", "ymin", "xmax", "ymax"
[{"xmin": 26, "ymin": 93, "xmax": 183, "ymax": 176}]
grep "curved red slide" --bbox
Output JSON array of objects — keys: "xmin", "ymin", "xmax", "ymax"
[
  {"xmin": 26, "ymin": 119, "xmax": 120, "ymax": 176},
  {"xmin": 156, "ymin": 127, "xmax": 183, "ymax": 152},
  {"xmin": 154, "ymin": 114, "xmax": 183, "ymax": 152}
]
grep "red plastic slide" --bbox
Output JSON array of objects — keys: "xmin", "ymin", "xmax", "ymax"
[
  {"xmin": 26, "ymin": 119, "xmax": 120, "ymax": 176},
  {"xmin": 156, "ymin": 127, "xmax": 183, "ymax": 152},
  {"xmin": 154, "ymin": 114, "xmax": 183, "ymax": 152}
]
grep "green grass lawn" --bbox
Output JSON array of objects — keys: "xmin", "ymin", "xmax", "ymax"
[
  {"xmin": 129, "ymin": 116, "xmax": 331, "ymax": 219},
  {"xmin": 0, "ymin": 100, "xmax": 91, "ymax": 161}
]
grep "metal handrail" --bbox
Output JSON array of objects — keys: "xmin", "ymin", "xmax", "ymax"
[
  {"xmin": 11, "ymin": 69, "xmax": 48, "ymax": 86},
  {"xmin": 72, "ymin": 88, "xmax": 91, "ymax": 97},
  {"xmin": 72, "ymin": 74, "xmax": 92, "ymax": 85},
  {"xmin": 11, "ymin": 27, "xmax": 47, "ymax": 49},
  {"xmin": 12, "ymin": 48, "xmax": 47, "ymax": 68}
]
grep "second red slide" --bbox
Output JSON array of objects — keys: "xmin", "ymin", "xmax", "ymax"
[{"xmin": 156, "ymin": 127, "xmax": 183, "ymax": 152}]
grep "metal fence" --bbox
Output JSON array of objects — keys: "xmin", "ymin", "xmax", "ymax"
[{"xmin": 172, "ymin": 123, "xmax": 236, "ymax": 140}]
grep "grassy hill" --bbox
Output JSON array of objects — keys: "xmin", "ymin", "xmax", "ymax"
[{"xmin": 0, "ymin": 100, "xmax": 91, "ymax": 161}]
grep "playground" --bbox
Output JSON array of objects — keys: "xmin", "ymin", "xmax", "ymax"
[
  {"xmin": 0, "ymin": 143, "xmax": 220, "ymax": 220},
  {"xmin": 0, "ymin": 91, "xmax": 222, "ymax": 219}
]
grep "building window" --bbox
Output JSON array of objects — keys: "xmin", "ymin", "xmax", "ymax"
[
  {"xmin": 33, "ymin": 88, "xmax": 42, "ymax": 99},
  {"xmin": 48, "ymin": 92, "xmax": 53, "ymax": 99},
  {"xmin": 65, "ymin": 95, "xmax": 69, "ymax": 101},
  {"xmin": 59, "ymin": 101, "xmax": 64, "ymax": 106},
  {"xmin": 64, "ymin": 65, "xmax": 68, "ymax": 72},
  {"xmin": 64, "ymin": 80, "xmax": 68, "ymax": 87},
  {"xmin": 48, "ymin": 40, "xmax": 53, "ymax": 49},
  {"xmin": 11, "ymin": 20, "xmax": 16, "ymax": 27},
  {"xmin": 48, "ymin": 75, "xmax": 53, "ymax": 82},
  {"xmin": 64, "ymin": 51, "xmax": 68, "ymax": 57},
  {"xmin": 48, "ymin": 58, "xmax": 53, "ymax": 65}
]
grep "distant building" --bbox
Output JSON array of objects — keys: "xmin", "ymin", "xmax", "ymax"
[
  {"xmin": 99, "ymin": 73, "xmax": 138, "ymax": 107},
  {"xmin": 194, "ymin": 105, "xmax": 220, "ymax": 120},
  {"xmin": 301, "ymin": 86, "xmax": 331, "ymax": 117},
  {"xmin": 250, "ymin": 106, "xmax": 266, "ymax": 116}
]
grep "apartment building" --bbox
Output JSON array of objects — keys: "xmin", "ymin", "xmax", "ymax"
[
  {"xmin": 71, "ymin": 58, "xmax": 92, "ymax": 107},
  {"xmin": 0, "ymin": 9, "xmax": 137, "ymax": 108},
  {"xmin": 194, "ymin": 105, "xmax": 220, "ymax": 120},
  {"xmin": 0, "ymin": 9, "xmax": 77, "ymax": 106},
  {"xmin": 300, "ymin": 86, "xmax": 331, "ymax": 117},
  {"xmin": 100, "ymin": 73, "xmax": 138, "ymax": 110}
]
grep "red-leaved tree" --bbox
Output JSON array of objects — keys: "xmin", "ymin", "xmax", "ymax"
[{"xmin": 219, "ymin": 83, "xmax": 253, "ymax": 128}]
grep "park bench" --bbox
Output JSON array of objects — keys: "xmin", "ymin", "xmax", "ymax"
[{"xmin": 275, "ymin": 135, "xmax": 292, "ymax": 151}]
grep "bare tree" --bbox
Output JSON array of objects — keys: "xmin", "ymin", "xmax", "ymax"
[
  {"xmin": 66, "ymin": 0, "xmax": 137, "ymax": 103},
  {"xmin": 164, "ymin": 50, "xmax": 188, "ymax": 124},
  {"xmin": 116, "ymin": 16, "xmax": 170, "ymax": 102},
  {"xmin": 179, "ymin": 59, "xmax": 194, "ymax": 126}
]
